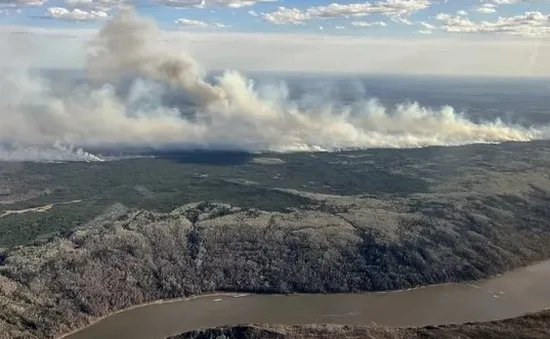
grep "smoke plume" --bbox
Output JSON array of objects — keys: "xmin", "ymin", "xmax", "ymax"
[
  {"xmin": 87, "ymin": 9, "xmax": 226, "ymax": 107},
  {"xmin": 0, "ymin": 8, "xmax": 549, "ymax": 162}
]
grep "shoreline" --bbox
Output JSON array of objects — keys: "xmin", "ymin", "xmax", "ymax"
[
  {"xmin": 57, "ymin": 259, "xmax": 550, "ymax": 339},
  {"xmin": 56, "ymin": 292, "xmax": 243, "ymax": 339}
]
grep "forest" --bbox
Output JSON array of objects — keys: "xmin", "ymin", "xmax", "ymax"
[{"xmin": 1, "ymin": 141, "xmax": 550, "ymax": 338}]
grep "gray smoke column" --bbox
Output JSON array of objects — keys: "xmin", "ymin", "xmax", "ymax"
[
  {"xmin": 87, "ymin": 8, "xmax": 227, "ymax": 107},
  {"xmin": 1, "ymin": 9, "xmax": 550, "ymax": 162}
]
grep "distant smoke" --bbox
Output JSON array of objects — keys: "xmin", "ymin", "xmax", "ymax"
[
  {"xmin": 0, "ymin": 8, "xmax": 549, "ymax": 162},
  {"xmin": 0, "ymin": 142, "xmax": 103, "ymax": 162}
]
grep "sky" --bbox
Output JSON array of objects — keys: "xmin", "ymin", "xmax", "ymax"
[{"xmin": 1, "ymin": 0, "xmax": 550, "ymax": 76}]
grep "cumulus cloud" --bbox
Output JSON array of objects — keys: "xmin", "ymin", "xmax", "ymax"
[
  {"xmin": 261, "ymin": 7, "xmax": 307, "ymax": 25},
  {"xmin": 157, "ymin": 0, "xmax": 276, "ymax": 9},
  {"xmin": 46, "ymin": 7, "xmax": 108, "ymax": 21},
  {"xmin": 477, "ymin": 0, "xmax": 544, "ymax": 13},
  {"xmin": 42, "ymin": 0, "xmax": 122, "ymax": 21},
  {"xmin": 436, "ymin": 11, "xmax": 550, "ymax": 37},
  {"xmin": 1, "ymin": 8, "xmax": 549, "ymax": 162},
  {"xmin": 307, "ymin": 0, "xmax": 431, "ymax": 18},
  {"xmin": 261, "ymin": 0, "xmax": 431, "ymax": 25},
  {"xmin": 476, "ymin": 3, "xmax": 497, "ymax": 14}
]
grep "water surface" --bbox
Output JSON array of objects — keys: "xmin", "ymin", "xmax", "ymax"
[{"xmin": 67, "ymin": 260, "xmax": 550, "ymax": 339}]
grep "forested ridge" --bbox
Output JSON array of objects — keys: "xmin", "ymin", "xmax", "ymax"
[
  {"xmin": 1, "ymin": 185, "xmax": 550, "ymax": 338},
  {"xmin": 1, "ymin": 143, "xmax": 550, "ymax": 338}
]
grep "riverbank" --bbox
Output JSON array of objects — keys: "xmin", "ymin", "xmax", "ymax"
[
  {"xmin": 170, "ymin": 309, "xmax": 550, "ymax": 339},
  {"xmin": 62, "ymin": 259, "xmax": 550, "ymax": 339},
  {"xmin": 54, "ymin": 283, "xmax": 483, "ymax": 339},
  {"xmin": 56, "ymin": 293, "xmax": 246, "ymax": 339},
  {"xmin": 59, "ymin": 259, "xmax": 550, "ymax": 339}
]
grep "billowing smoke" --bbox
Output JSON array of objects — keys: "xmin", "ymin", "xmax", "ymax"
[
  {"xmin": 0, "ymin": 8, "xmax": 549, "ymax": 162},
  {"xmin": 87, "ymin": 9, "xmax": 226, "ymax": 107}
]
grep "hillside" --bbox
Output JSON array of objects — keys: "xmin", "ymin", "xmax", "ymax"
[{"xmin": 1, "ymin": 142, "xmax": 550, "ymax": 338}]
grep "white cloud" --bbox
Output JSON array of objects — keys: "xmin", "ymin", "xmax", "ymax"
[
  {"xmin": 416, "ymin": 21, "xmax": 435, "ymax": 34},
  {"xmin": 305, "ymin": 0, "xmax": 431, "ymax": 18},
  {"xmin": 220, "ymin": 0, "xmax": 276, "ymax": 8},
  {"xmin": 175, "ymin": 18, "xmax": 209, "ymax": 26},
  {"xmin": 3, "ymin": 22, "xmax": 550, "ymax": 77},
  {"xmin": 0, "ymin": 0, "xmax": 46, "ymax": 7},
  {"xmin": 63, "ymin": 0, "xmax": 123, "ymax": 12},
  {"xmin": 477, "ymin": 0, "xmax": 543, "ymax": 13},
  {"xmin": 175, "ymin": 17, "xmax": 229, "ymax": 28},
  {"xmin": 457, "ymin": 10, "xmax": 467, "ymax": 16},
  {"xmin": 261, "ymin": 7, "xmax": 308, "ymax": 25},
  {"xmin": 248, "ymin": 9, "xmax": 258, "ymax": 16},
  {"xmin": 351, "ymin": 21, "xmax": 387, "ymax": 27},
  {"xmin": 46, "ymin": 7, "xmax": 108, "ymax": 21},
  {"xmin": 481, "ymin": 0, "xmax": 533, "ymax": 4},
  {"xmin": 40, "ymin": 0, "xmax": 121, "ymax": 21},
  {"xmin": 157, "ymin": 0, "xmax": 276, "ymax": 8},
  {"xmin": 391, "ymin": 16, "xmax": 413, "ymax": 25},
  {"xmin": 419, "ymin": 21, "xmax": 436, "ymax": 30},
  {"xmin": 213, "ymin": 22, "xmax": 230, "ymax": 27},
  {"xmin": 476, "ymin": 3, "xmax": 497, "ymax": 13},
  {"xmin": 157, "ymin": 0, "xmax": 202, "ymax": 7},
  {"xmin": 262, "ymin": 0, "xmax": 432, "ymax": 25},
  {"xmin": 334, "ymin": 25, "xmax": 346, "ymax": 29},
  {"xmin": 436, "ymin": 11, "xmax": 550, "ymax": 37}
]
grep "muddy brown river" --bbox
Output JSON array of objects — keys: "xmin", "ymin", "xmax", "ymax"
[{"xmin": 66, "ymin": 260, "xmax": 550, "ymax": 339}]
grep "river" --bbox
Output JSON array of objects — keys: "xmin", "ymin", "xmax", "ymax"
[{"xmin": 66, "ymin": 260, "xmax": 550, "ymax": 339}]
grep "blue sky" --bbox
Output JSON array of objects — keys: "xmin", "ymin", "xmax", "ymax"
[
  {"xmin": 1, "ymin": 0, "xmax": 550, "ymax": 38},
  {"xmin": 1, "ymin": 1, "xmax": 549, "ymax": 77}
]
